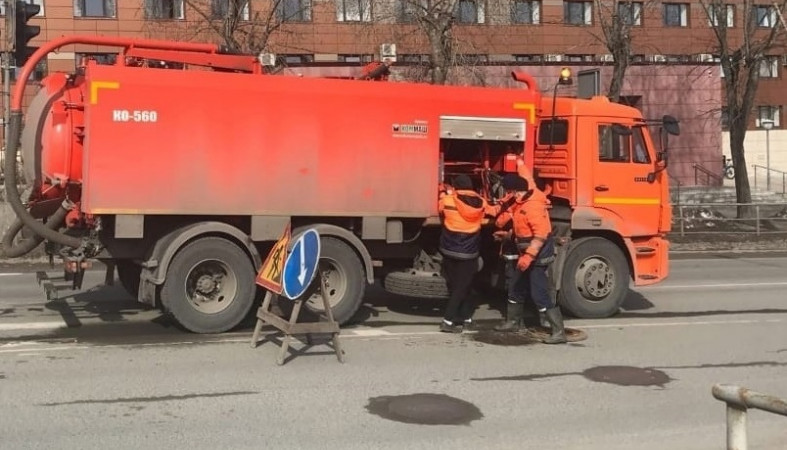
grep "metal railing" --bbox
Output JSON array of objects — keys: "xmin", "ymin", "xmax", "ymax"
[
  {"xmin": 694, "ymin": 163, "xmax": 723, "ymax": 186},
  {"xmin": 753, "ymin": 164, "xmax": 787, "ymax": 195},
  {"xmin": 673, "ymin": 202, "xmax": 787, "ymax": 236},
  {"xmin": 712, "ymin": 384, "xmax": 787, "ymax": 450}
]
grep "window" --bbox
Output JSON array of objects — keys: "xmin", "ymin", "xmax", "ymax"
[
  {"xmin": 396, "ymin": 0, "xmax": 425, "ymax": 23},
  {"xmin": 277, "ymin": 0, "xmax": 311, "ymax": 21},
  {"xmin": 336, "ymin": 0, "xmax": 371, "ymax": 21},
  {"xmin": 1, "ymin": 0, "xmax": 44, "ymax": 16},
  {"xmin": 598, "ymin": 124, "xmax": 630, "ymax": 162},
  {"xmin": 212, "ymin": 0, "xmax": 249, "ymax": 20},
  {"xmin": 76, "ymin": 52, "xmax": 117, "ymax": 65},
  {"xmin": 145, "ymin": 0, "xmax": 184, "ymax": 19},
  {"xmin": 401, "ymin": 54, "xmax": 430, "ymax": 63},
  {"xmin": 511, "ymin": 0, "xmax": 540, "ymax": 24},
  {"xmin": 663, "ymin": 3, "xmax": 688, "ymax": 27},
  {"xmin": 74, "ymin": 0, "xmax": 115, "ymax": 17},
  {"xmin": 6, "ymin": 60, "xmax": 47, "ymax": 81},
  {"xmin": 455, "ymin": 0, "xmax": 485, "ymax": 24},
  {"xmin": 754, "ymin": 5, "xmax": 775, "ymax": 27},
  {"xmin": 280, "ymin": 54, "xmax": 314, "ymax": 65},
  {"xmin": 564, "ymin": 1, "xmax": 592, "ymax": 25},
  {"xmin": 618, "ymin": 2, "xmax": 642, "ymax": 26},
  {"xmin": 759, "ymin": 56, "xmax": 779, "ymax": 78},
  {"xmin": 707, "ymin": 3, "xmax": 734, "ymax": 27},
  {"xmin": 632, "ymin": 126, "xmax": 650, "ymax": 164},
  {"xmin": 338, "ymin": 54, "xmax": 373, "ymax": 63},
  {"xmin": 757, "ymin": 106, "xmax": 781, "ymax": 128},
  {"xmin": 538, "ymin": 120, "xmax": 569, "ymax": 146},
  {"xmin": 514, "ymin": 54, "xmax": 542, "ymax": 62}
]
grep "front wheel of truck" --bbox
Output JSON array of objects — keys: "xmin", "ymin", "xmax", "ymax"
[
  {"xmin": 558, "ymin": 237, "xmax": 630, "ymax": 318},
  {"xmin": 160, "ymin": 237, "xmax": 256, "ymax": 334}
]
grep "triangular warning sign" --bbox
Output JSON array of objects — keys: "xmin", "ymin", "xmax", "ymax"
[{"xmin": 255, "ymin": 222, "xmax": 291, "ymax": 294}]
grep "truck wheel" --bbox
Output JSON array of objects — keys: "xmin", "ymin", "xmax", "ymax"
[
  {"xmin": 558, "ymin": 237, "xmax": 630, "ymax": 318},
  {"xmin": 281, "ymin": 237, "xmax": 365, "ymax": 325},
  {"xmin": 383, "ymin": 270, "xmax": 449, "ymax": 299},
  {"xmin": 116, "ymin": 260, "xmax": 141, "ymax": 298},
  {"xmin": 160, "ymin": 237, "xmax": 256, "ymax": 334}
]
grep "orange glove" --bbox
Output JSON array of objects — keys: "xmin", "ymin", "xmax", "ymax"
[{"xmin": 517, "ymin": 254, "xmax": 534, "ymax": 271}]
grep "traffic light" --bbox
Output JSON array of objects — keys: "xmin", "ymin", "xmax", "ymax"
[{"xmin": 14, "ymin": 1, "xmax": 41, "ymax": 67}]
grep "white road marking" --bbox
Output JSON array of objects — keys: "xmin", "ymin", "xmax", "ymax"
[
  {"xmin": 0, "ymin": 321, "xmax": 66, "ymax": 331},
  {"xmin": 640, "ymin": 281, "xmax": 787, "ymax": 290}
]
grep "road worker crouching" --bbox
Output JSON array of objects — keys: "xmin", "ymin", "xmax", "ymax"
[{"xmin": 493, "ymin": 173, "xmax": 567, "ymax": 344}]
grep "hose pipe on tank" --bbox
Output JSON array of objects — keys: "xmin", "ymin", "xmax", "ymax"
[
  {"xmin": 1, "ymin": 204, "xmax": 70, "ymax": 258},
  {"xmin": 3, "ymin": 111, "xmax": 82, "ymax": 252}
]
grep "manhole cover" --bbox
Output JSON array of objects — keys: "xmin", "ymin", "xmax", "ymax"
[
  {"xmin": 527, "ymin": 326, "xmax": 588, "ymax": 343},
  {"xmin": 582, "ymin": 366, "xmax": 672, "ymax": 387},
  {"xmin": 471, "ymin": 330, "xmax": 540, "ymax": 346},
  {"xmin": 365, "ymin": 393, "xmax": 483, "ymax": 425}
]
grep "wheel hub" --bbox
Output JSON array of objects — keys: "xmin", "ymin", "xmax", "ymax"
[
  {"xmin": 575, "ymin": 257, "xmax": 615, "ymax": 301},
  {"xmin": 306, "ymin": 260, "xmax": 346, "ymax": 311},
  {"xmin": 184, "ymin": 259, "xmax": 237, "ymax": 314}
]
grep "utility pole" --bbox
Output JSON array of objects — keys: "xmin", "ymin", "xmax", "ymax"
[{"xmin": 3, "ymin": 0, "xmax": 15, "ymax": 155}]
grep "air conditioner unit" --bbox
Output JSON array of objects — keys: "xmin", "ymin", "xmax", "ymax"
[
  {"xmin": 544, "ymin": 54, "xmax": 563, "ymax": 62},
  {"xmin": 258, "ymin": 52, "xmax": 276, "ymax": 67},
  {"xmin": 380, "ymin": 43, "xmax": 397, "ymax": 62},
  {"xmin": 597, "ymin": 54, "xmax": 614, "ymax": 62}
]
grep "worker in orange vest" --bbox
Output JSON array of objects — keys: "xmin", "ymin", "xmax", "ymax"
[
  {"xmin": 437, "ymin": 174, "xmax": 496, "ymax": 333},
  {"xmin": 493, "ymin": 173, "xmax": 566, "ymax": 344}
]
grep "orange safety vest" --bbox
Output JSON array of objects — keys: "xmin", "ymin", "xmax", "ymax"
[{"xmin": 495, "ymin": 189, "xmax": 552, "ymax": 258}]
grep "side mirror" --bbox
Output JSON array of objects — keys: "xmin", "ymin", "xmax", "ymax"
[{"xmin": 662, "ymin": 115, "xmax": 680, "ymax": 136}]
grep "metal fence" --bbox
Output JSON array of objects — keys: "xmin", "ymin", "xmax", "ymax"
[
  {"xmin": 673, "ymin": 202, "xmax": 787, "ymax": 236},
  {"xmin": 712, "ymin": 384, "xmax": 787, "ymax": 450}
]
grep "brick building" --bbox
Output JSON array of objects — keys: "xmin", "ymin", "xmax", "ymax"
[{"xmin": 1, "ymin": 0, "xmax": 785, "ymax": 186}]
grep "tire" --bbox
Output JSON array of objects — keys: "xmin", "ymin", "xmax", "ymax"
[
  {"xmin": 558, "ymin": 237, "xmax": 630, "ymax": 318},
  {"xmin": 116, "ymin": 260, "xmax": 141, "ymax": 299},
  {"xmin": 384, "ymin": 270, "xmax": 449, "ymax": 299},
  {"xmin": 282, "ymin": 237, "xmax": 366, "ymax": 325},
  {"xmin": 724, "ymin": 166, "xmax": 735, "ymax": 180},
  {"xmin": 160, "ymin": 237, "xmax": 256, "ymax": 334}
]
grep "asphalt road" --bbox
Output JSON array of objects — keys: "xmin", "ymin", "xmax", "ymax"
[{"xmin": 1, "ymin": 256, "xmax": 786, "ymax": 449}]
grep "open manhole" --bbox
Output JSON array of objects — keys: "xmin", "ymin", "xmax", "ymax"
[
  {"xmin": 365, "ymin": 393, "xmax": 483, "ymax": 425},
  {"xmin": 582, "ymin": 366, "xmax": 672, "ymax": 387}
]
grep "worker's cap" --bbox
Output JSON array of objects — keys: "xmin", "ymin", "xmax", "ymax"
[
  {"xmin": 452, "ymin": 174, "xmax": 473, "ymax": 190},
  {"xmin": 502, "ymin": 174, "xmax": 529, "ymax": 191}
]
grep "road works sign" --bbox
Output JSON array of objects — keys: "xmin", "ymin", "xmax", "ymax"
[
  {"xmin": 282, "ymin": 229, "xmax": 321, "ymax": 300},
  {"xmin": 255, "ymin": 222, "xmax": 291, "ymax": 294}
]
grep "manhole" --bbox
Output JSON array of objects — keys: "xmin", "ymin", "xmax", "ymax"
[
  {"xmin": 527, "ymin": 326, "xmax": 588, "ymax": 343},
  {"xmin": 365, "ymin": 393, "xmax": 483, "ymax": 425},
  {"xmin": 582, "ymin": 366, "xmax": 672, "ymax": 387},
  {"xmin": 471, "ymin": 330, "xmax": 540, "ymax": 346}
]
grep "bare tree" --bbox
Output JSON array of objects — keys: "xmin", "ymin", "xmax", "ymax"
[
  {"xmin": 593, "ymin": 0, "xmax": 653, "ymax": 101},
  {"xmin": 701, "ymin": 0, "xmax": 787, "ymax": 217},
  {"xmin": 145, "ymin": 0, "xmax": 298, "ymax": 54}
]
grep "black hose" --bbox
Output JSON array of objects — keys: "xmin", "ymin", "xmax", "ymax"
[
  {"xmin": 3, "ymin": 111, "xmax": 82, "ymax": 250},
  {"xmin": 1, "ymin": 205, "xmax": 69, "ymax": 258}
]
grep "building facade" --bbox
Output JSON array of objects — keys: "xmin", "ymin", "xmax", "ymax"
[{"xmin": 1, "ymin": 0, "xmax": 785, "ymax": 187}]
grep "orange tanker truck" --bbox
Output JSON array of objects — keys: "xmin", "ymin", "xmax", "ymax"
[{"xmin": 2, "ymin": 36, "xmax": 679, "ymax": 333}]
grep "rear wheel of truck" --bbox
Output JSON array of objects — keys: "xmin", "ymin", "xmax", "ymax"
[
  {"xmin": 116, "ymin": 260, "xmax": 141, "ymax": 299},
  {"xmin": 160, "ymin": 237, "xmax": 256, "ymax": 334},
  {"xmin": 558, "ymin": 237, "xmax": 630, "ymax": 318},
  {"xmin": 281, "ymin": 236, "xmax": 366, "ymax": 325}
]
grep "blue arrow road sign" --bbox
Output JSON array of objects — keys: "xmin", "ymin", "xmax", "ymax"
[{"xmin": 282, "ymin": 229, "xmax": 321, "ymax": 300}]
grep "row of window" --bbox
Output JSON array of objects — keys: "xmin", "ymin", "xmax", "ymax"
[
  {"xmin": 721, "ymin": 106, "xmax": 782, "ymax": 129},
  {"xmin": 2, "ymin": 0, "xmax": 781, "ymax": 27}
]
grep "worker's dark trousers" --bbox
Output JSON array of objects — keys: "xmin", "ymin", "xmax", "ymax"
[
  {"xmin": 507, "ymin": 262, "xmax": 554, "ymax": 311},
  {"xmin": 442, "ymin": 256, "xmax": 478, "ymax": 324}
]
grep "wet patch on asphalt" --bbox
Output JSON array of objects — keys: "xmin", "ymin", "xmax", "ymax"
[
  {"xmin": 366, "ymin": 393, "xmax": 483, "ymax": 425},
  {"xmin": 38, "ymin": 390, "xmax": 258, "ymax": 406},
  {"xmin": 582, "ymin": 366, "xmax": 672, "ymax": 387}
]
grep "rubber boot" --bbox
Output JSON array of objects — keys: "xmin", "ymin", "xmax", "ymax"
[
  {"xmin": 543, "ymin": 307, "xmax": 567, "ymax": 344},
  {"xmin": 538, "ymin": 310, "xmax": 550, "ymax": 329},
  {"xmin": 495, "ymin": 302, "xmax": 524, "ymax": 332}
]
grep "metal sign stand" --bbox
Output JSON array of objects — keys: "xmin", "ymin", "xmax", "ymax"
[{"xmin": 250, "ymin": 266, "xmax": 344, "ymax": 365}]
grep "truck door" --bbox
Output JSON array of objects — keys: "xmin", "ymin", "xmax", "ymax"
[{"xmin": 592, "ymin": 122, "xmax": 661, "ymax": 236}]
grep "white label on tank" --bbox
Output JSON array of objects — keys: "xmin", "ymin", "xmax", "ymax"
[{"xmin": 111, "ymin": 110, "xmax": 158, "ymax": 123}]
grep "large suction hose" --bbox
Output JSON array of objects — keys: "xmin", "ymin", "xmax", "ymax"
[
  {"xmin": 1, "ymin": 205, "xmax": 71, "ymax": 258},
  {"xmin": 3, "ymin": 112, "xmax": 82, "ymax": 253}
]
